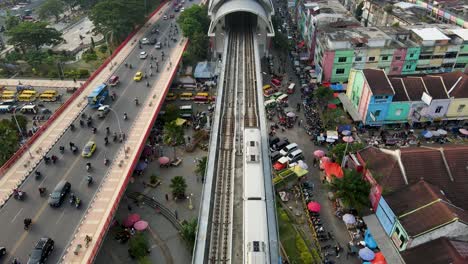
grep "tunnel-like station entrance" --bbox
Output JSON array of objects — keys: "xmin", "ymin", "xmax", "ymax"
[{"xmin": 207, "ymin": 0, "xmax": 274, "ymax": 59}]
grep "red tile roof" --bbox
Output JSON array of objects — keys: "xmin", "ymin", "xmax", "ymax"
[
  {"xmin": 440, "ymin": 71, "xmax": 463, "ymax": 89},
  {"xmin": 449, "ymin": 75, "xmax": 468, "ymax": 98},
  {"xmin": 423, "ymin": 76, "xmax": 449, "ymax": 99},
  {"xmin": 363, "ymin": 69, "xmax": 395, "ymax": 95},
  {"xmin": 389, "ymin": 78, "xmax": 410, "ymax": 102},
  {"xmin": 402, "ymin": 77, "xmax": 426, "ymax": 101},
  {"xmin": 402, "ymin": 237, "xmax": 468, "ymax": 264}
]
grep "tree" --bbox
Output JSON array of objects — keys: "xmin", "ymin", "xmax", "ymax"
[
  {"xmin": 194, "ymin": 156, "xmax": 207, "ymax": 177},
  {"xmin": 128, "ymin": 233, "xmax": 149, "ymax": 260},
  {"xmin": 7, "ymin": 22, "xmax": 63, "ymax": 53},
  {"xmin": 90, "ymin": 0, "xmax": 145, "ymax": 41},
  {"xmin": 61, "ymin": 0, "xmax": 78, "ymax": 12},
  {"xmin": 38, "ymin": 0, "xmax": 64, "ymax": 22},
  {"xmin": 162, "ymin": 121, "xmax": 184, "ymax": 159},
  {"xmin": 0, "ymin": 119, "xmax": 20, "ymax": 166},
  {"xmin": 328, "ymin": 142, "xmax": 365, "ymax": 164},
  {"xmin": 355, "ymin": 2, "xmax": 364, "ymax": 21},
  {"xmin": 170, "ymin": 176, "xmax": 187, "ymax": 199},
  {"xmin": 327, "ymin": 169, "xmax": 370, "ymax": 212},
  {"xmin": 162, "ymin": 104, "xmax": 180, "ymax": 123},
  {"xmin": 180, "ymin": 218, "xmax": 197, "ymax": 249},
  {"xmin": 11, "ymin": 114, "xmax": 28, "ymax": 134},
  {"xmin": 25, "ymin": 51, "xmax": 49, "ymax": 68},
  {"xmin": 5, "ymin": 12, "xmax": 20, "ymax": 30},
  {"xmin": 314, "ymin": 86, "xmax": 334, "ymax": 107},
  {"xmin": 177, "ymin": 5, "xmax": 210, "ymax": 39}
]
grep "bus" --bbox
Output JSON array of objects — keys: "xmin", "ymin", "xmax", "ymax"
[
  {"xmin": 2, "ymin": 91, "xmax": 16, "ymax": 101},
  {"xmin": 179, "ymin": 105, "xmax": 193, "ymax": 119},
  {"xmin": 194, "ymin": 92, "xmax": 210, "ymax": 104},
  {"xmin": 87, "ymin": 83, "xmax": 109, "ymax": 108},
  {"xmin": 180, "ymin": 92, "xmax": 194, "ymax": 101},
  {"xmin": 18, "ymin": 93, "xmax": 36, "ymax": 102},
  {"xmin": 39, "ymin": 90, "xmax": 58, "ymax": 102}
]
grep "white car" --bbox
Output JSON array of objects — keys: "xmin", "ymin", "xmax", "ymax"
[
  {"xmin": 181, "ymin": 7, "xmax": 185, "ymax": 12},
  {"xmin": 163, "ymin": 15, "xmax": 168, "ymax": 20},
  {"xmin": 141, "ymin": 38, "xmax": 150, "ymax": 45},
  {"xmin": 155, "ymin": 42, "xmax": 162, "ymax": 49},
  {"xmin": 139, "ymin": 51, "xmax": 148, "ymax": 59}
]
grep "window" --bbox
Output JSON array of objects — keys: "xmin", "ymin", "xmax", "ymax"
[
  {"xmin": 381, "ymin": 56, "xmax": 388, "ymax": 61},
  {"xmin": 374, "ymin": 110, "xmax": 381, "ymax": 117},
  {"xmin": 419, "ymin": 55, "xmax": 431, "ymax": 60},
  {"xmin": 457, "ymin": 104, "xmax": 466, "ymax": 113},
  {"xmin": 435, "ymin": 106, "xmax": 443, "ymax": 113},
  {"xmin": 368, "ymin": 56, "xmax": 376, "ymax": 62},
  {"xmin": 336, "ymin": 68, "xmax": 345, "ymax": 74},
  {"xmin": 249, "ymin": 141, "xmax": 255, "ymax": 147},
  {"xmin": 409, "ymin": 53, "xmax": 414, "ymax": 58},
  {"xmin": 395, "ymin": 56, "xmax": 401, "ymax": 60},
  {"xmin": 406, "ymin": 65, "xmax": 412, "ymax": 70},
  {"xmin": 392, "ymin": 67, "xmax": 399, "ymax": 71},
  {"xmin": 338, "ymin": 57, "xmax": 347, "ymax": 62},
  {"xmin": 444, "ymin": 52, "xmax": 457, "ymax": 58},
  {"xmin": 454, "ymin": 63, "xmax": 467, "ymax": 68},
  {"xmin": 355, "ymin": 57, "xmax": 362, "ymax": 62},
  {"xmin": 395, "ymin": 109, "xmax": 402, "ymax": 116},
  {"xmin": 250, "ymin": 155, "xmax": 256, "ymax": 162}
]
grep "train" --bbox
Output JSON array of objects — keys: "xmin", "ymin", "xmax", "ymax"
[{"xmin": 243, "ymin": 128, "xmax": 270, "ymax": 264}]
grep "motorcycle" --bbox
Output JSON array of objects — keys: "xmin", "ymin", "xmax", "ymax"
[
  {"xmin": 35, "ymin": 171, "xmax": 41, "ymax": 180},
  {"xmin": 71, "ymin": 146, "xmax": 78, "ymax": 154},
  {"xmin": 86, "ymin": 163, "xmax": 91, "ymax": 172},
  {"xmin": 86, "ymin": 176, "xmax": 93, "ymax": 186},
  {"xmin": 92, "ymin": 127, "xmax": 97, "ymax": 134},
  {"xmin": 75, "ymin": 198, "xmax": 81, "ymax": 209},
  {"xmin": 123, "ymin": 113, "xmax": 128, "ymax": 120},
  {"xmin": 70, "ymin": 194, "xmax": 76, "ymax": 205},
  {"xmin": 38, "ymin": 187, "xmax": 46, "ymax": 197},
  {"xmin": 13, "ymin": 190, "xmax": 25, "ymax": 200},
  {"xmin": 104, "ymin": 158, "xmax": 109, "ymax": 166}
]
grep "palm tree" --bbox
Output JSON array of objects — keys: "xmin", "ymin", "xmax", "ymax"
[
  {"xmin": 194, "ymin": 156, "xmax": 207, "ymax": 177},
  {"xmin": 326, "ymin": 169, "xmax": 371, "ymax": 213},
  {"xmin": 163, "ymin": 121, "xmax": 184, "ymax": 159},
  {"xmin": 170, "ymin": 176, "xmax": 187, "ymax": 199},
  {"xmin": 180, "ymin": 218, "xmax": 197, "ymax": 249}
]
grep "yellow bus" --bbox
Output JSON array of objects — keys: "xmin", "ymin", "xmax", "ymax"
[
  {"xmin": 21, "ymin": 90, "xmax": 37, "ymax": 96},
  {"xmin": 179, "ymin": 92, "xmax": 194, "ymax": 101},
  {"xmin": 39, "ymin": 90, "xmax": 58, "ymax": 102},
  {"xmin": 2, "ymin": 91, "xmax": 16, "ymax": 101},
  {"xmin": 18, "ymin": 93, "xmax": 36, "ymax": 102}
]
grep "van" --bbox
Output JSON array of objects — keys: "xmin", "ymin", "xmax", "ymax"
[
  {"xmin": 270, "ymin": 151, "xmax": 282, "ymax": 163},
  {"xmin": 180, "ymin": 92, "xmax": 194, "ymax": 101},
  {"xmin": 276, "ymin": 94, "xmax": 288, "ymax": 103},
  {"xmin": 18, "ymin": 93, "xmax": 36, "ymax": 102},
  {"xmin": 287, "ymin": 83, "xmax": 295, "ymax": 94},
  {"xmin": 20, "ymin": 105, "xmax": 38, "ymax": 114},
  {"xmin": 264, "ymin": 99, "xmax": 276, "ymax": 109},
  {"xmin": 279, "ymin": 143, "xmax": 298, "ymax": 156},
  {"xmin": 0, "ymin": 105, "xmax": 13, "ymax": 113},
  {"xmin": 271, "ymin": 78, "xmax": 282, "ymax": 87},
  {"xmin": 272, "ymin": 139, "xmax": 289, "ymax": 152},
  {"xmin": 287, "ymin": 149, "xmax": 304, "ymax": 163}
]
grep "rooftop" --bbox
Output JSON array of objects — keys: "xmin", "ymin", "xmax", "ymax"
[
  {"xmin": 402, "ymin": 237, "xmax": 468, "ymax": 264},
  {"xmin": 411, "ymin": 28, "xmax": 451, "ymax": 41},
  {"xmin": 389, "ymin": 78, "xmax": 410, "ymax": 102},
  {"xmin": 363, "ymin": 69, "xmax": 395, "ymax": 95}
]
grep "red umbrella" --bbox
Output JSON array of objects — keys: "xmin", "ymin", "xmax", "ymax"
[
  {"xmin": 313, "ymin": 150, "xmax": 325, "ymax": 158},
  {"xmin": 333, "ymin": 93, "xmax": 339, "ymax": 98},
  {"xmin": 371, "ymin": 252, "xmax": 387, "ymax": 264},
  {"xmin": 158, "ymin": 156, "xmax": 170, "ymax": 165},
  {"xmin": 307, "ymin": 201, "xmax": 321, "ymax": 212},
  {"xmin": 328, "ymin": 103, "xmax": 337, "ymax": 109},
  {"xmin": 134, "ymin": 220, "xmax": 149, "ymax": 231},
  {"xmin": 123, "ymin": 213, "xmax": 141, "ymax": 227},
  {"xmin": 321, "ymin": 156, "xmax": 331, "ymax": 163}
]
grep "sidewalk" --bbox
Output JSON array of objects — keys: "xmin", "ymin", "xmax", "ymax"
[
  {"xmin": 61, "ymin": 17, "xmax": 188, "ymax": 264},
  {"xmin": 0, "ymin": 2, "xmax": 173, "ymax": 208},
  {"xmin": 0, "ymin": 79, "xmax": 81, "ymax": 88}
]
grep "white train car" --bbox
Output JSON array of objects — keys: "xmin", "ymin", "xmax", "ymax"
[{"xmin": 243, "ymin": 128, "xmax": 269, "ymax": 264}]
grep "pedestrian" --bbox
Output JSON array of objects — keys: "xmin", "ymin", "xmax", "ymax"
[
  {"xmin": 174, "ymin": 209, "xmax": 178, "ymax": 220},
  {"xmin": 335, "ymin": 244, "xmax": 341, "ymax": 258},
  {"xmin": 73, "ymin": 78, "xmax": 76, "ymax": 83},
  {"xmin": 299, "ymin": 119, "xmax": 303, "ymax": 127},
  {"xmin": 127, "ymin": 204, "xmax": 132, "ymax": 211},
  {"xmin": 187, "ymin": 136, "xmax": 191, "ymax": 143},
  {"xmin": 327, "ymin": 231, "xmax": 333, "ymax": 240},
  {"xmin": 165, "ymin": 193, "xmax": 169, "ymax": 201}
]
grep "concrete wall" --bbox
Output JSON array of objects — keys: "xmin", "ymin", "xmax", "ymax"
[
  {"xmin": 387, "ymin": 102, "xmax": 411, "ymax": 122},
  {"xmin": 426, "ymin": 99, "xmax": 451, "ymax": 120}
]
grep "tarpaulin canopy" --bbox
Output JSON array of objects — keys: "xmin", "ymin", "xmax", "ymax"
[
  {"xmin": 371, "ymin": 252, "xmax": 387, "ymax": 264},
  {"xmin": 328, "ymin": 103, "xmax": 337, "ymax": 109},
  {"xmin": 297, "ymin": 41, "xmax": 305, "ymax": 48},
  {"xmin": 323, "ymin": 162, "xmax": 344, "ymax": 180},
  {"xmin": 123, "ymin": 214, "xmax": 141, "ymax": 227},
  {"xmin": 365, "ymin": 229, "xmax": 378, "ymax": 250},
  {"xmin": 359, "ymin": 247, "xmax": 375, "ymax": 261},
  {"xmin": 134, "ymin": 220, "xmax": 149, "ymax": 231},
  {"xmin": 331, "ymin": 83, "xmax": 346, "ymax": 91},
  {"xmin": 158, "ymin": 156, "xmax": 170, "ymax": 165},
  {"xmin": 337, "ymin": 124, "xmax": 352, "ymax": 133},
  {"xmin": 327, "ymin": 130, "xmax": 339, "ymax": 139},
  {"xmin": 174, "ymin": 118, "xmax": 187, "ymax": 126},
  {"xmin": 194, "ymin": 61, "xmax": 217, "ymax": 79},
  {"xmin": 292, "ymin": 165, "xmax": 308, "ymax": 177}
]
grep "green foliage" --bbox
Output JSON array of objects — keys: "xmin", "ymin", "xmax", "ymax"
[
  {"xmin": 177, "ymin": 5, "xmax": 210, "ymax": 39},
  {"xmin": 296, "ymin": 235, "xmax": 313, "ymax": 263},
  {"xmin": 163, "ymin": 121, "xmax": 185, "ymax": 146},
  {"xmin": 128, "ymin": 233, "xmax": 149, "ymax": 260},
  {"xmin": 25, "ymin": 51, "xmax": 49, "ymax": 68},
  {"xmin": 150, "ymin": 174, "xmax": 158, "ymax": 184},
  {"xmin": 6, "ymin": 21, "xmax": 63, "ymax": 52},
  {"xmin": 98, "ymin": 44, "xmax": 108, "ymax": 53},
  {"xmin": 322, "ymin": 108, "xmax": 347, "ymax": 129},
  {"xmin": 11, "ymin": 114, "xmax": 28, "ymax": 133},
  {"xmin": 5, "ymin": 51, "xmax": 22, "ymax": 63},
  {"xmin": 38, "ymin": 0, "xmax": 64, "ymax": 22},
  {"xmin": 180, "ymin": 218, "xmax": 197, "ymax": 249},
  {"xmin": 328, "ymin": 142, "xmax": 365, "ymax": 164},
  {"xmin": 82, "ymin": 49, "xmax": 98, "ymax": 62},
  {"xmin": 314, "ymin": 86, "xmax": 334, "ymax": 106},
  {"xmin": 326, "ymin": 169, "xmax": 371, "ymax": 212},
  {"xmin": 170, "ymin": 176, "xmax": 187, "ymax": 199},
  {"xmin": 162, "ymin": 104, "xmax": 180, "ymax": 123},
  {"xmin": 137, "ymin": 256, "xmax": 152, "ymax": 264},
  {"xmin": 78, "ymin": 68, "xmax": 89, "ymax": 78},
  {"xmin": 90, "ymin": 0, "xmax": 145, "ymax": 41},
  {"xmin": 0, "ymin": 119, "xmax": 20, "ymax": 166},
  {"xmin": 355, "ymin": 2, "xmax": 364, "ymax": 21},
  {"xmin": 194, "ymin": 156, "xmax": 207, "ymax": 177},
  {"xmin": 5, "ymin": 12, "xmax": 20, "ymax": 30},
  {"xmin": 61, "ymin": 0, "xmax": 79, "ymax": 11}
]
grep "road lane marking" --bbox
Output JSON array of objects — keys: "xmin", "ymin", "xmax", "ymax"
[
  {"xmin": 11, "ymin": 208, "xmax": 23, "ymax": 223},
  {"xmin": 7, "ymin": 151, "xmax": 83, "ymax": 262},
  {"xmin": 56, "ymin": 210, "xmax": 65, "ymax": 224}
]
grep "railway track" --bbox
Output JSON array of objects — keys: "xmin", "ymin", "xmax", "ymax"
[{"xmin": 208, "ymin": 28, "xmax": 258, "ymax": 263}]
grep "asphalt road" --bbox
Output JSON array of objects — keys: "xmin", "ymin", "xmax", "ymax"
[{"xmin": 0, "ymin": 2, "xmax": 193, "ymax": 262}]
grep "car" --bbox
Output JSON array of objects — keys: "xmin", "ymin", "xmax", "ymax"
[
  {"xmin": 181, "ymin": 7, "xmax": 185, "ymax": 12},
  {"xmin": 163, "ymin": 15, "xmax": 168, "ymax": 20},
  {"xmin": 140, "ymin": 38, "xmax": 150, "ymax": 45},
  {"xmin": 27, "ymin": 237, "xmax": 54, "ymax": 264},
  {"xmin": 82, "ymin": 141, "xmax": 97, "ymax": 158},
  {"xmin": 170, "ymin": 14, "xmax": 175, "ymax": 19},
  {"xmin": 48, "ymin": 180, "xmax": 71, "ymax": 207},
  {"xmin": 139, "ymin": 51, "xmax": 148, "ymax": 59},
  {"xmin": 273, "ymin": 156, "xmax": 289, "ymax": 171},
  {"xmin": 166, "ymin": 92, "xmax": 177, "ymax": 101},
  {"xmin": 149, "ymin": 38, "xmax": 157, "ymax": 45},
  {"xmin": 134, "ymin": 71, "xmax": 143, "ymax": 81},
  {"xmin": 287, "ymin": 149, "xmax": 304, "ymax": 163},
  {"xmin": 97, "ymin": 105, "xmax": 110, "ymax": 118},
  {"xmin": 279, "ymin": 143, "xmax": 298, "ymax": 156},
  {"xmin": 155, "ymin": 42, "xmax": 162, "ymax": 49},
  {"xmin": 174, "ymin": 7, "xmax": 179, "ymax": 12},
  {"xmin": 270, "ymin": 151, "xmax": 282, "ymax": 163},
  {"xmin": 271, "ymin": 138, "xmax": 289, "ymax": 152},
  {"xmin": 0, "ymin": 247, "xmax": 6, "ymax": 257}
]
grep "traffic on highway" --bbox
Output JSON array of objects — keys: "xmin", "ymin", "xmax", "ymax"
[{"xmin": 0, "ymin": 2, "xmax": 189, "ymax": 262}]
